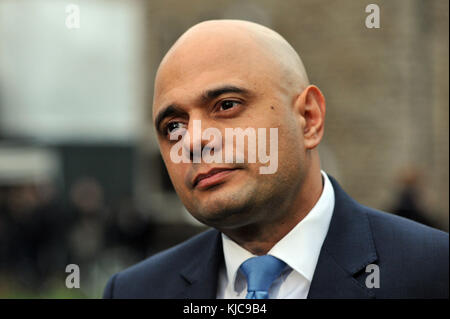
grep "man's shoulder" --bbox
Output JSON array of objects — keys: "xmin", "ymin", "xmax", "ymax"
[
  {"xmin": 103, "ymin": 228, "xmax": 220, "ymax": 298},
  {"xmin": 362, "ymin": 206, "xmax": 448, "ymax": 297},
  {"xmin": 361, "ymin": 205, "xmax": 447, "ymax": 278},
  {"xmin": 363, "ymin": 204, "xmax": 448, "ymax": 250},
  {"xmin": 329, "ymin": 175, "xmax": 448, "ymax": 254},
  {"xmin": 124, "ymin": 227, "xmax": 218, "ymax": 274}
]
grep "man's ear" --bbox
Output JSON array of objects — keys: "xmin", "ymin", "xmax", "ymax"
[{"xmin": 293, "ymin": 85, "xmax": 326, "ymax": 150}]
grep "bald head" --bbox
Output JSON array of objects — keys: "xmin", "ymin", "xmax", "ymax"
[{"xmin": 154, "ymin": 20, "xmax": 309, "ymax": 110}]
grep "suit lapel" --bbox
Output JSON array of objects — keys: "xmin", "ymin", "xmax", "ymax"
[
  {"xmin": 175, "ymin": 229, "xmax": 223, "ymax": 298},
  {"xmin": 308, "ymin": 176, "xmax": 378, "ymax": 299}
]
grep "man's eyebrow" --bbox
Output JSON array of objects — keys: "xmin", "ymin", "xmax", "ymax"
[
  {"xmin": 154, "ymin": 85, "xmax": 251, "ymax": 131},
  {"xmin": 202, "ymin": 85, "xmax": 251, "ymax": 101},
  {"xmin": 154, "ymin": 104, "xmax": 184, "ymax": 132}
]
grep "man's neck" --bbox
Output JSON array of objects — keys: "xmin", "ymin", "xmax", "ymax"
[{"xmin": 221, "ymin": 169, "xmax": 324, "ymax": 256}]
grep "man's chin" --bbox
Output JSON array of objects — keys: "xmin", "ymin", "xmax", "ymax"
[
  {"xmin": 184, "ymin": 174, "xmax": 265, "ymax": 227},
  {"xmin": 191, "ymin": 190, "xmax": 258, "ymax": 228},
  {"xmin": 194, "ymin": 208, "xmax": 254, "ymax": 229}
]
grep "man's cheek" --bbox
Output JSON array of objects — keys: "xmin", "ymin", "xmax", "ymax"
[{"xmin": 171, "ymin": 166, "xmax": 190, "ymax": 189}]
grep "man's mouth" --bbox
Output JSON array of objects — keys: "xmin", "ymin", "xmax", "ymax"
[{"xmin": 193, "ymin": 168, "xmax": 240, "ymax": 190}]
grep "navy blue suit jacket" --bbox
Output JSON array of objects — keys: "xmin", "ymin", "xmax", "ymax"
[{"xmin": 103, "ymin": 177, "xmax": 448, "ymax": 298}]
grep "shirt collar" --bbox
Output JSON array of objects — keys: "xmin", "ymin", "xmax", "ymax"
[{"xmin": 221, "ymin": 170, "xmax": 335, "ymax": 286}]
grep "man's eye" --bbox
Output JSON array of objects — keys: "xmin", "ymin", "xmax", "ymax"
[
  {"xmin": 218, "ymin": 100, "xmax": 240, "ymax": 111},
  {"xmin": 166, "ymin": 122, "xmax": 186, "ymax": 136}
]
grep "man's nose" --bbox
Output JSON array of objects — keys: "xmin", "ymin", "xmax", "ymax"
[
  {"xmin": 182, "ymin": 119, "xmax": 202, "ymax": 162},
  {"xmin": 182, "ymin": 118, "xmax": 222, "ymax": 163}
]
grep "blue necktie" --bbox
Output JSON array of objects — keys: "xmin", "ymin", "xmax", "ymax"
[{"xmin": 239, "ymin": 255, "xmax": 286, "ymax": 299}]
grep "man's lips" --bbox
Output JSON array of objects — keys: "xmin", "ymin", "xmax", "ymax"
[{"xmin": 193, "ymin": 168, "xmax": 240, "ymax": 189}]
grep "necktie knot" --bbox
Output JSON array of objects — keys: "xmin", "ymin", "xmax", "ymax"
[{"xmin": 239, "ymin": 255, "xmax": 286, "ymax": 299}]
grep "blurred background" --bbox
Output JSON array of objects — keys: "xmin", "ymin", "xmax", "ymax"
[{"xmin": 0, "ymin": 0, "xmax": 448, "ymax": 298}]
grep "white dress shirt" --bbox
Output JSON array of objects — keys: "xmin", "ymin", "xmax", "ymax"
[{"xmin": 216, "ymin": 170, "xmax": 335, "ymax": 299}]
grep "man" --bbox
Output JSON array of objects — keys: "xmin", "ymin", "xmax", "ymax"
[{"xmin": 103, "ymin": 20, "xmax": 448, "ymax": 299}]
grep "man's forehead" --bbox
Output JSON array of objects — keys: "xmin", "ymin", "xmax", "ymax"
[
  {"xmin": 152, "ymin": 20, "xmax": 309, "ymax": 116},
  {"xmin": 153, "ymin": 40, "xmax": 273, "ymax": 113}
]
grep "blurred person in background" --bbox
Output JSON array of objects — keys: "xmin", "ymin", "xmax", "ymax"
[
  {"xmin": 0, "ymin": 181, "xmax": 66, "ymax": 292},
  {"xmin": 32, "ymin": 181, "xmax": 70, "ymax": 289},
  {"xmin": 391, "ymin": 166, "xmax": 435, "ymax": 228},
  {"xmin": 67, "ymin": 177, "xmax": 108, "ymax": 273},
  {"xmin": 104, "ymin": 197, "xmax": 154, "ymax": 263}
]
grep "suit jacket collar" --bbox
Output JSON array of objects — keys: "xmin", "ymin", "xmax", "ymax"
[
  {"xmin": 175, "ymin": 175, "xmax": 378, "ymax": 299},
  {"xmin": 307, "ymin": 176, "xmax": 378, "ymax": 298},
  {"xmin": 176, "ymin": 229, "xmax": 223, "ymax": 298}
]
